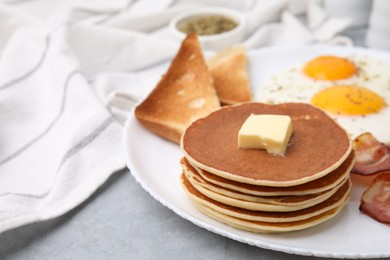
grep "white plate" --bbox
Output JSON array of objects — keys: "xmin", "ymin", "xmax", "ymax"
[{"xmin": 123, "ymin": 45, "xmax": 390, "ymax": 259}]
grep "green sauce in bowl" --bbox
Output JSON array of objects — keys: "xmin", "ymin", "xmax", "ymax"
[{"xmin": 178, "ymin": 15, "xmax": 238, "ymax": 36}]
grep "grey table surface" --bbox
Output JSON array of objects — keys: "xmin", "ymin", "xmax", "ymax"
[{"xmin": 0, "ymin": 27, "xmax": 383, "ymax": 260}]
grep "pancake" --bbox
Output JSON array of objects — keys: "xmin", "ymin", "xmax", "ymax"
[
  {"xmin": 185, "ymin": 170, "xmax": 347, "ymax": 212},
  {"xmin": 183, "ymin": 158, "xmax": 348, "ymax": 207},
  {"xmin": 181, "ymin": 102, "xmax": 352, "ymax": 186},
  {"xmin": 181, "ymin": 151, "xmax": 355, "ymax": 196},
  {"xmin": 195, "ymin": 200, "xmax": 347, "ymax": 233},
  {"xmin": 181, "ymin": 173, "xmax": 351, "ymax": 222},
  {"xmin": 181, "ymin": 173, "xmax": 351, "ymax": 232}
]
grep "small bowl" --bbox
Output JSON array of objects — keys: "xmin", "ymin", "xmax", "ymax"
[{"xmin": 169, "ymin": 7, "xmax": 246, "ymax": 51}]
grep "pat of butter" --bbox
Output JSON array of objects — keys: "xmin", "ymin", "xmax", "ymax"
[{"xmin": 238, "ymin": 114, "xmax": 293, "ymax": 155}]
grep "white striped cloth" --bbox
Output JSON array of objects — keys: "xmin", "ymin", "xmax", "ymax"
[
  {"xmin": 0, "ymin": 25, "xmax": 128, "ymax": 233},
  {"xmin": 0, "ymin": 0, "xmax": 351, "ymax": 234}
]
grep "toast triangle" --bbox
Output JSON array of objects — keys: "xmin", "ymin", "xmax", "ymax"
[
  {"xmin": 135, "ymin": 33, "xmax": 221, "ymax": 144},
  {"xmin": 208, "ymin": 45, "xmax": 252, "ymax": 105}
]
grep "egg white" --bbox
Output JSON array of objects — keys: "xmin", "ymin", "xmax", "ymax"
[{"xmin": 255, "ymin": 55, "xmax": 390, "ymax": 143}]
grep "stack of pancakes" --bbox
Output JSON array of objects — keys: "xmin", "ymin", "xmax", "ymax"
[{"xmin": 180, "ymin": 102, "xmax": 355, "ymax": 233}]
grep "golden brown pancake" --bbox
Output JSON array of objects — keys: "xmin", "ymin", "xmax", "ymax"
[
  {"xmin": 181, "ymin": 150, "xmax": 355, "ymax": 196},
  {"xmin": 181, "ymin": 173, "xmax": 351, "ymax": 232},
  {"xmin": 196, "ymin": 200, "xmax": 347, "ymax": 233},
  {"xmin": 182, "ymin": 173, "xmax": 351, "ymax": 222},
  {"xmin": 181, "ymin": 102, "xmax": 352, "ymax": 186},
  {"xmin": 183, "ymin": 158, "xmax": 348, "ymax": 207},
  {"xmin": 185, "ymin": 170, "xmax": 347, "ymax": 211}
]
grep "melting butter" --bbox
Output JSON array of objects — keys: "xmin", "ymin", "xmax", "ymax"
[{"xmin": 238, "ymin": 114, "xmax": 293, "ymax": 155}]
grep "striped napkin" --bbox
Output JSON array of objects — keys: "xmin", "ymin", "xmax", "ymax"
[
  {"xmin": 0, "ymin": 4, "xmax": 178, "ymax": 233},
  {"xmin": 0, "ymin": 0, "xmax": 351, "ymax": 234}
]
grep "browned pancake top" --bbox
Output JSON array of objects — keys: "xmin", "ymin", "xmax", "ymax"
[{"xmin": 181, "ymin": 102, "xmax": 351, "ymax": 186}]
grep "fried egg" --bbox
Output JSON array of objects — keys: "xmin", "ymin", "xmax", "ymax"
[{"xmin": 255, "ymin": 55, "xmax": 390, "ymax": 143}]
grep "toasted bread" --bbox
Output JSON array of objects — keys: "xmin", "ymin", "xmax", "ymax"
[
  {"xmin": 135, "ymin": 33, "xmax": 221, "ymax": 144},
  {"xmin": 208, "ymin": 45, "xmax": 252, "ymax": 105}
]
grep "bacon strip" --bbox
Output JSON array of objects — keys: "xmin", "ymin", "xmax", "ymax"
[
  {"xmin": 359, "ymin": 172, "xmax": 390, "ymax": 224},
  {"xmin": 351, "ymin": 132, "xmax": 390, "ymax": 176}
]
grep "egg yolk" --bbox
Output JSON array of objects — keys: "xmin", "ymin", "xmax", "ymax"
[
  {"xmin": 311, "ymin": 86, "xmax": 386, "ymax": 115},
  {"xmin": 303, "ymin": 56, "xmax": 356, "ymax": 80}
]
